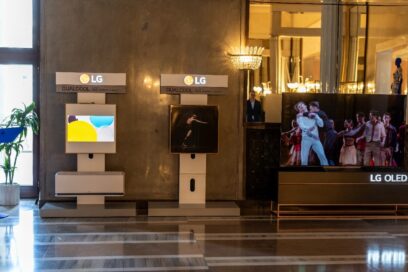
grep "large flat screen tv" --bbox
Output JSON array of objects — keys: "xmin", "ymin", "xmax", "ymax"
[
  {"xmin": 280, "ymin": 93, "xmax": 406, "ymax": 167},
  {"xmin": 65, "ymin": 104, "xmax": 116, "ymax": 154},
  {"xmin": 170, "ymin": 105, "xmax": 218, "ymax": 153}
]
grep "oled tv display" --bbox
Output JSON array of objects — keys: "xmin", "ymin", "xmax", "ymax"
[
  {"xmin": 67, "ymin": 115, "xmax": 115, "ymax": 142},
  {"xmin": 280, "ymin": 93, "xmax": 406, "ymax": 167},
  {"xmin": 65, "ymin": 104, "xmax": 116, "ymax": 154},
  {"xmin": 170, "ymin": 105, "xmax": 218, "ymax": 153}
]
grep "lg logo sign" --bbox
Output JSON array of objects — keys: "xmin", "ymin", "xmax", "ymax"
[
  {"xmin": 183, "ymin": 75, "xmax": 207, "ymax": 86},
  {"xmin": 79, "ymin": 74, "xmax": 104, "ymax": 84},
  {"xmin": 370, "ymin": 174, "xmax": 408, "ymax": 183}
]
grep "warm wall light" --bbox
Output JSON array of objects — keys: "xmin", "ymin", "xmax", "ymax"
[
  {"xmin": 366, "ymin": 82, "xmax": 375, "ymax": 94},
  {"xmin": 338, "ymin": 81, "xmax": 377, "ymax": 94},
  {"xmin": 286, "ymin": 76, "xmax": 321, "ymax": 93},
  {"xmin": 253, "ymin": 82, "xmax": 273, "ymax": 96},
  {"xmin": 143, "ymin": 76, "xmax": 161, "ymax": 90},
  {"xmin": 228, "ymin": 46, "xmax": 264, "ymax": 98},
  {"xmin": 143, "ymin": 76, "xmax": 153, "ymax": 89},
  {"xmin": 228, "ymin": 46, "xmax": 264, "ymax": 70},
  {"xmin": 253, "ymin": 86, "xmax": 263, "ymax": 93},
  {"xmin": 287, "ymin": 82, "xmax": 300, "ymax": 90}
]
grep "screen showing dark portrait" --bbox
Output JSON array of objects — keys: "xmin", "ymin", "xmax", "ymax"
[
  {"xmin": 281, "ymin": 93, "xmax": 406, "ymax": 168},
  {"xmin": 170, "ymin": 105, "xmax": 218, "ymax": 153}
]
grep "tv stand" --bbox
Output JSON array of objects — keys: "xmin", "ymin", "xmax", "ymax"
[
  {"xmin": 40, "ymin": 86, "xmax": 135, "ymax": 218},
  {"xmin": 276, "ymin": 168, "xmax": 408, "ymax": 218},
  {"xmin": 148, "ymin": 94, "xmax": 239, "ymax": 216}
]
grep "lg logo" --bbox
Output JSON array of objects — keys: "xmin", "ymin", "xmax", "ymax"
[
  {"xmin": 79, "ymin": 74, "xmax": 103, "ymax": 84},
  {"xmin": 369, "ymin": 174, "xmax": 408, "ymax": 183},
  {"xmin": 183, "ymin": 75, "xmax": 207, "ymax": 86}
]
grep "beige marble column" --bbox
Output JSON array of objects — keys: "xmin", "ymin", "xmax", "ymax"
[
  {"xmin": 320, "ymin": 0, "xmax": 342, "ymax": 93},
  {"xmin": 270, "ymin": 10, "xmax": 280, "ymax": 93}
]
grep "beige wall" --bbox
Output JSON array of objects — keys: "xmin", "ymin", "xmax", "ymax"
[{"xmin": 40, "ymin": 0, "xmax": 246, "ymax": 201}]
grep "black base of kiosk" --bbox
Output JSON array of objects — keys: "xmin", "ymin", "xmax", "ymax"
[{"xmin": 276, "ymin": 167, "xmax": 408, "ymax": 218}]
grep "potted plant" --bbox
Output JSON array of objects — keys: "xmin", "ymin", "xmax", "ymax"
[{"xmin": 0, "ymin": 102, "xmax": 39, "ymax": 206}]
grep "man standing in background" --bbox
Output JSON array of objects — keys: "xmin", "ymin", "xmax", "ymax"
[{"xmin": 246, "ymin": 90, "xmax": 262, "ymax": 122}]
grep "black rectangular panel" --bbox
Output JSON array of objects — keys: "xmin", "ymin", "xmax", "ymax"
[{"xmin": 279, "ymin": 171, "xmax": 408, "ymax": 205}]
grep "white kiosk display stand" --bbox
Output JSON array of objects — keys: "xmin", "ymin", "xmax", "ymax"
[
  {"xmin": 40, "ymin": 72, "xmax": 136, "ymax": 217},
  {"xmin": 148, "ymin": 74, "xmax": 240, "ymax": 216}
]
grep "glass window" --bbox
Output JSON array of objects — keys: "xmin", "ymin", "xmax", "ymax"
[
  {"xmin": 0, "ymin": 0, "xmax": 33, "ymax": 48},
  {"xmin": 0, "ymin": 65, "xmax": 34, "ymax": 186},
  {"xmin": 247, "ymin": 1, "xmax": 374, "ymax": 123},
  {"xmin": 249, "ymin": 3, "xmax": 323, "ymax": 95},
  {"xmin": 0, "ymin": 0, "xmax": 38, "ymax": 193},
  {"xmin": 367, "ymin": 5, "xmax": 408, "ymax": 95}
]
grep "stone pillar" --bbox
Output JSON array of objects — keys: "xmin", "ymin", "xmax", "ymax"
[
  {"xmin": 320, "ymin": 0, "xmax": 342, "ymax": 93},
  {"xmin": 270, "ymin": 35, "xmax": 279, "ymax": 93},
  {"xmin": 270, "ymin": 10, "xmax": 280, "ymax": 93},
  {"xmin": 341, "ymin": 6, "xmax": 360, "ymax": 83}
]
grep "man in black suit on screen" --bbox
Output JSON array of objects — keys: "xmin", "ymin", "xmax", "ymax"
[{"xmin": 246, "ymin": 90, "xmax": 262, "ymax": 122}]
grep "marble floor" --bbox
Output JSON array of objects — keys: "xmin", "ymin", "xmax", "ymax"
[{"xmin": 2, "ymin": 201, "xmax": 408, "ymax": 271}]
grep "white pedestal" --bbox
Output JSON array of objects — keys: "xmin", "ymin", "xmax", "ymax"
[
  {"xmin": 41, "ymin": 170, "xmax": 135, "ymax": 217},
  {"xmin": 40, "ymin": 202, "xmax": 136, "ymax": 218},
  {"xmin": 40, "ymin": 92, "xmax": 136, "ymax": 218},
  {"xmin": 78, "ymin": 154, "xmax": 105, "ymax": 171},
  {"xmin": 148, "ymin": 94, "xmax": 240, "ymax": 217},
  {"xmin": 179, "ymin": 174, "xmax": 206, "ymax": 206},
  {"xmin": 55, "ymin": 171, "xmax": 125, "ymax": 196},
  {"xmin": 179, "ymin": 153, "xmax": 206, "ymax": 206},
  {"xmin": 148, "ymin": 201, "xmax": 240, "ymax": 216}
]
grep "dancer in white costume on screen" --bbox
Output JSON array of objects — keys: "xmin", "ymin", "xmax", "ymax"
[{"xmin": 295, "ymin": 101, "xmax": 329, "ymax": 166}]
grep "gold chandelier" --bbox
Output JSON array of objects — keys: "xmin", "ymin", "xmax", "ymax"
[{"xmin": 228, "ymin": 46, "xmax": 264, "ymax": 70}]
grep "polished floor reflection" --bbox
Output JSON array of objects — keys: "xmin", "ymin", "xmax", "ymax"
[{"xmin": 2, "ymin": 201, "xmax": 408, "ymax": 271}]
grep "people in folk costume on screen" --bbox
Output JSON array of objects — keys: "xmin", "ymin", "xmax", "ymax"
[
  {"xmin": 281, "ymin": 120, "xmax": 302, "ymax": 165},
  {"xmin": 381, "ymin": 113, "xmax": 397, "ymax": 166},
  {"xmin": 282, "ymin": 102, "xmax": 400, "ymax": 167},
  {"xmin": 354, "ymin": 112, "xmax": 366, "ymax": 165},
  {"xmin": 338, "ymin": 119, "xmax": 357, "ymax": 166}
]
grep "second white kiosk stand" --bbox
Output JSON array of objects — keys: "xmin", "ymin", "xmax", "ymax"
[{"xmin": 148, "ymin": 74, "xmax": 240, "ymax": 216}]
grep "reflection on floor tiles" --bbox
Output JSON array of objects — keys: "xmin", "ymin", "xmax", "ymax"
[
  {"xmin": 31, "ymin": 232, "xmax": 195, "ymax": 245},
  {"xmin": 2, "ymin": 201, "xmax": 408, "ymax": 271},
  {"xmin": 35, "ymin": 256, "xmax": 208, "ymax": 271},
  {"xmin": 206, "ymin": 255, "xmax": 368, "ymax": 266},
  {"xmin": 196, "ymin": 232, "xmax": 395, "ymax": 240}
]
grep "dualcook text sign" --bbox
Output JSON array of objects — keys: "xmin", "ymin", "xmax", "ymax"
[
  {"xmin": 370, "ymin": 174, "xmax": 408, "ymax": 183},
  {"xmin": 160, "ymin": 74, "xmax": 228, "ymax": 95},
  {"xmin": 56, "ymin": 72, "xmax": 126, "ymax": 93}
]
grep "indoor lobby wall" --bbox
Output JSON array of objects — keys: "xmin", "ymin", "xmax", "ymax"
[
  {"xmin": 39, "ymin": 0, "xmax": 245, "ymax": 201},
  {"xmin": 366, "ymin": 5, "xmax": 408, "ymax": 93}
]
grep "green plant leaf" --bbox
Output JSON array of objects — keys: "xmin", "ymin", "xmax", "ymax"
[{"xmin": 0, "ymin": 102, "xmax": 39, "ymax": 184}]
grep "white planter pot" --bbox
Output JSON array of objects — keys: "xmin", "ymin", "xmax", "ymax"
[{"xmin": 0, "ymin": 183, "xmax": 20, "ymax": 206}]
